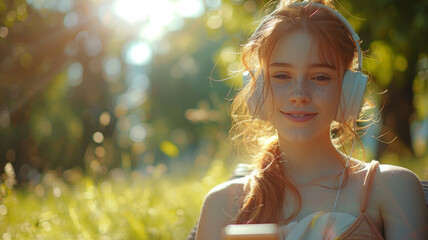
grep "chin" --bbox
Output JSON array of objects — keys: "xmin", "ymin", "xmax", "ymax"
[{"xmin": 278, "ymin": 129, "xmax": 321, "ymax": 143}]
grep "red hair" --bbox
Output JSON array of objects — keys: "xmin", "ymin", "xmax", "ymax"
[{"xmin": 231, "ymin": 0, "xmax": 363, "ymax": 224}]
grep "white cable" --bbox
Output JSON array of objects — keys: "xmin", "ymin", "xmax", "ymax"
[{"xmin": 332, "ymin": 132, "xmax": 356, "ymax": 213}]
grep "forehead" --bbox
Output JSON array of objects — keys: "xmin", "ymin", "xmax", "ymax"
[{"xmin": 270, "ymin": 30, "xmax": 324, "ymax": 66}]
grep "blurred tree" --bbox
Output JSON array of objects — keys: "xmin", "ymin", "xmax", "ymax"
[
  {"xmin": 0, "ymin": 0, "xmax": 426, "ymax": 181},
  {"xmin": 0, "ymin": 0, "xmax": 116, "ymax": 174},
  {"xmin": 348, "ymin": 0, "xmax": 428, "ymax": 158}
]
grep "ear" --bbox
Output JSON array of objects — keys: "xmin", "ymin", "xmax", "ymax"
[
  {"xmin": 243, "ymin": 71, "xmax": 268, "ymax": 120},
  {"xmin": 335, "ymin": 70, "xmax": 368, "ymax": 122}
]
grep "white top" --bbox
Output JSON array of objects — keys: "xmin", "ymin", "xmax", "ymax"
[{"xmin": 280, "ymin": 211, "xmax": 357, "ymax": 239}]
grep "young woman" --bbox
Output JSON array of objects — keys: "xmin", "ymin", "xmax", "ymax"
[{"xmin": 195, "ymin": 0, "xmax": 428, "ymax": 239}]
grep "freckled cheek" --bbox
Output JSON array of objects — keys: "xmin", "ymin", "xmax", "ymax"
[
  {"xmin": 269, "ymin": 85, "xmax": 290, "ymax": 106},
  {"xmin": 313, "ymin": 88, "xmax": 340, "ymax": 111}
]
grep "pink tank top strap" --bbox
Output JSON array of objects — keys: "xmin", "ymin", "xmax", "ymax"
[{"xmin": 360, "ymin": 160, "xmax": 379, "ymax": 212}]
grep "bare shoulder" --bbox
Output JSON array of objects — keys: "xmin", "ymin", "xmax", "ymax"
[
  {"xmin": 207, "ymin": 175, "xmax": 248, "ymax": 198},
  {"xmin": 374, "ymin": 163, "xmax": 423, "ymax": 206},
  {"xmin": 376, "ymin": 163, "xmax": 422, "ymax": 188},
  {"xmin": 373, "ymin": 163, "xmax": 428, "ymax": 240},
  {"xmin": 201, "ymin": 176, "xmax": 248, "ymax": 218},
  {"xmin": 195, "ymin": 176, "xmax": 248, "ymax": 240}
]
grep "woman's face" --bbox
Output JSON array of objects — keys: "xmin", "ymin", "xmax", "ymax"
[{"xmin": 264, "ymin": 29, "xmax": 341, "ymax": 143}]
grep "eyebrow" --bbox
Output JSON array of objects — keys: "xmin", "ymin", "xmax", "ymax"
[{"xmin": 269, "ymin": 62, "xmax": 336, "ymax": 70}]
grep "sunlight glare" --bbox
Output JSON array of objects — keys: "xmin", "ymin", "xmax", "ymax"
[
  {"xmin": 123, "ymin": 41, "xmax": 152, "ymax": 66},
  {"xmin": 139, "ymin": 24, "xmax": 165, "ymax": 42},
  {"xmin": 175, "ymin": 0, "xmax": 205, "ymax": 18},
  {"xmin": 114, "ymin": 0, "xmax": 152, "ymax": 23}
]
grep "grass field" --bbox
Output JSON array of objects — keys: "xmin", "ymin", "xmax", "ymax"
[
  {"xmin": 1, "ymin": 160, "xmax": 230, "ymax": 240},
  {"xmin": 1, "ymin": 154, "xmax": 426, "ymax": 240}
]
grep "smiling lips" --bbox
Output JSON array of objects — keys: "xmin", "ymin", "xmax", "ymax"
[{"xmin": 281, "ymin": 111, "xmax": 318, "ymax": 123}]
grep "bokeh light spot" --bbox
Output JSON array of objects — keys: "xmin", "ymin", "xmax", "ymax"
[
  {"xmin": 35, "ymin": 184, "xmax": 45, "ymax": 197},
  {"xmin": 64, "ymin": 11, "xmax": 78, "ymax": 28},
  {"xmin": 2, "ymin": 232, "xmax": 11, "ymax": 240},
  {"xmin": 132, "ymin": 142, "xmax": 146, "ymax": 154},
  {"xmin": 0, "ymin": 205, "xmax": 7, "ymax": 216},
  {"xmin": 114, "ymin": 0, "xmax": 150, "ymax": 23},
  {"xmin": 160, "ymin": 141, "xmax": 179, "ymax": 157},
  {"xmin": 395, "ymin": 55, "xmax": 408, "ymax": 71},
  {"xmin": 130, "ymin": 124, "xmax": 146, "ymax": 142},
  {"xmin": 126, "ymin": 73, "xmax": 150, "ymax": 91},
  {"xmin": 67, "ymin": 62, "xmax": 83, "ymax": 87},
  {"xmin": 220, "ymin": 4, "xmax": 233, "ymax": 22},
  {"xmin": 42, "ymin": 221, "xmax": 51, "ymax": 231},
  {"xmin": 103, "ymin": 57, "xmax": 122, "ymax": 82},
  {"xmin": 17, "ymin": 4, "xmax": 27, "ymax": 15},
  {"xmin": 0, "ymin": 109, "xmax": 10, "ymax": 128},
  {"xmin": 85, "ymin": 35, "xmax": 102, "ymax": 56},
  {"xmin": 93, "ymin": 132, "xmax": 104, "ymax": 143},
  {"xmin": 43, "ymin": 0, "xmax": 56, "ymax": 9},
  {"xmin": 53, "ymin": 187, "xmax": 62, "ymax": 198},
  {"xmin": 175, "ymin": 0, "xmax": 205, "ymax": 18},
  {"xmin": 99, "ymin": 111, "xmax": 111, "ymax": 126},
  {"xmin": 6, "ymin": 11, "xmax": 16, "ymax": 22},
  {"xmin": 123, "ymin": 88, "xmax": 147, "ymax": 108},
  {"xmin": 0, "ymin": 27, "xmax": 8, "ymax": 38},
  {"xmin": 114, "ymin": 103, "xmax": 128, "ymax": 118},
  {"xmin": 207, "ymin": 15, "xmax": 223, "ymax": 29},
  {"xmin": 16, "ymin": 4, "xmax": 28, "ymax": 21},
  {"xmin": 243, "ymin": 0, "xmax": 257, "ymax": 13},
  {"xmin": 56, "ymin": 0, "xmax": 74, "ymax": 13},
  {"xmin": 206, "ymin": 0, "xmax": 221, "ymax": 10},
  {"xmin": 123, "ymin": 41, "xmax": 152, "ymax": 66},
  {"xmin": 95, "ymin": 146, "xmax": 106, "ymax": 158}
]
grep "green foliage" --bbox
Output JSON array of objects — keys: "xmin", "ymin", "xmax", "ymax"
[{"xmin": 1, "ymin": 160, "xmax": 231, "ymax": 239}]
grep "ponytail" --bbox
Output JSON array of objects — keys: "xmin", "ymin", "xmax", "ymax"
[{"xmin": 235, "ymin": 141, "xmax": 301, "ymax": 224}]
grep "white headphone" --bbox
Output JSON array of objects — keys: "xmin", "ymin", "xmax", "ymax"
[{"xmin": 243, "ymin": 2, "xmax": 368, "ymax": 123}]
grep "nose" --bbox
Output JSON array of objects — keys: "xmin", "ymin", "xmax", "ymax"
[{"xmin": 289, "ymin": 78, "xmax": 311, "ymax": 104}]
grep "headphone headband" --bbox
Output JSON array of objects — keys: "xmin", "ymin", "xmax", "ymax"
[
  {"xmin": 289, "ymin": 1, "xmax": 363, "ymax": 69},
  {"xmin": 254, "ymin": 1, "xmax": 363, "ymax": 70}
]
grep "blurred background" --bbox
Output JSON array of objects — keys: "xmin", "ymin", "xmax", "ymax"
[{"xmin": 0, "ymin": 0, "xmax": 427, "ymax": 239}]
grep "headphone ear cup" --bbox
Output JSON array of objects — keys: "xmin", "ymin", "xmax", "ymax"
[
  {"xmin": 335, "ymin": 70, "xmax": 368, "ymax": 122},
  {"xmin": 243, "ymin": 71, "xmax": 267, "ymax": 120}
]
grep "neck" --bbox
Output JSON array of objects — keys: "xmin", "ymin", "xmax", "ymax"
[{"xmin": 277, "ymin": 130, "xmax": 347, "ymax": 185}]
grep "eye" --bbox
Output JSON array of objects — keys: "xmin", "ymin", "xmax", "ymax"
[
  {"xmin": 312, "ymin": 74, "xmax": 331, "ymax": 82},
  {"xmin": 272, "ymin": 72, "xmax": 291, "ymax": 80}
]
